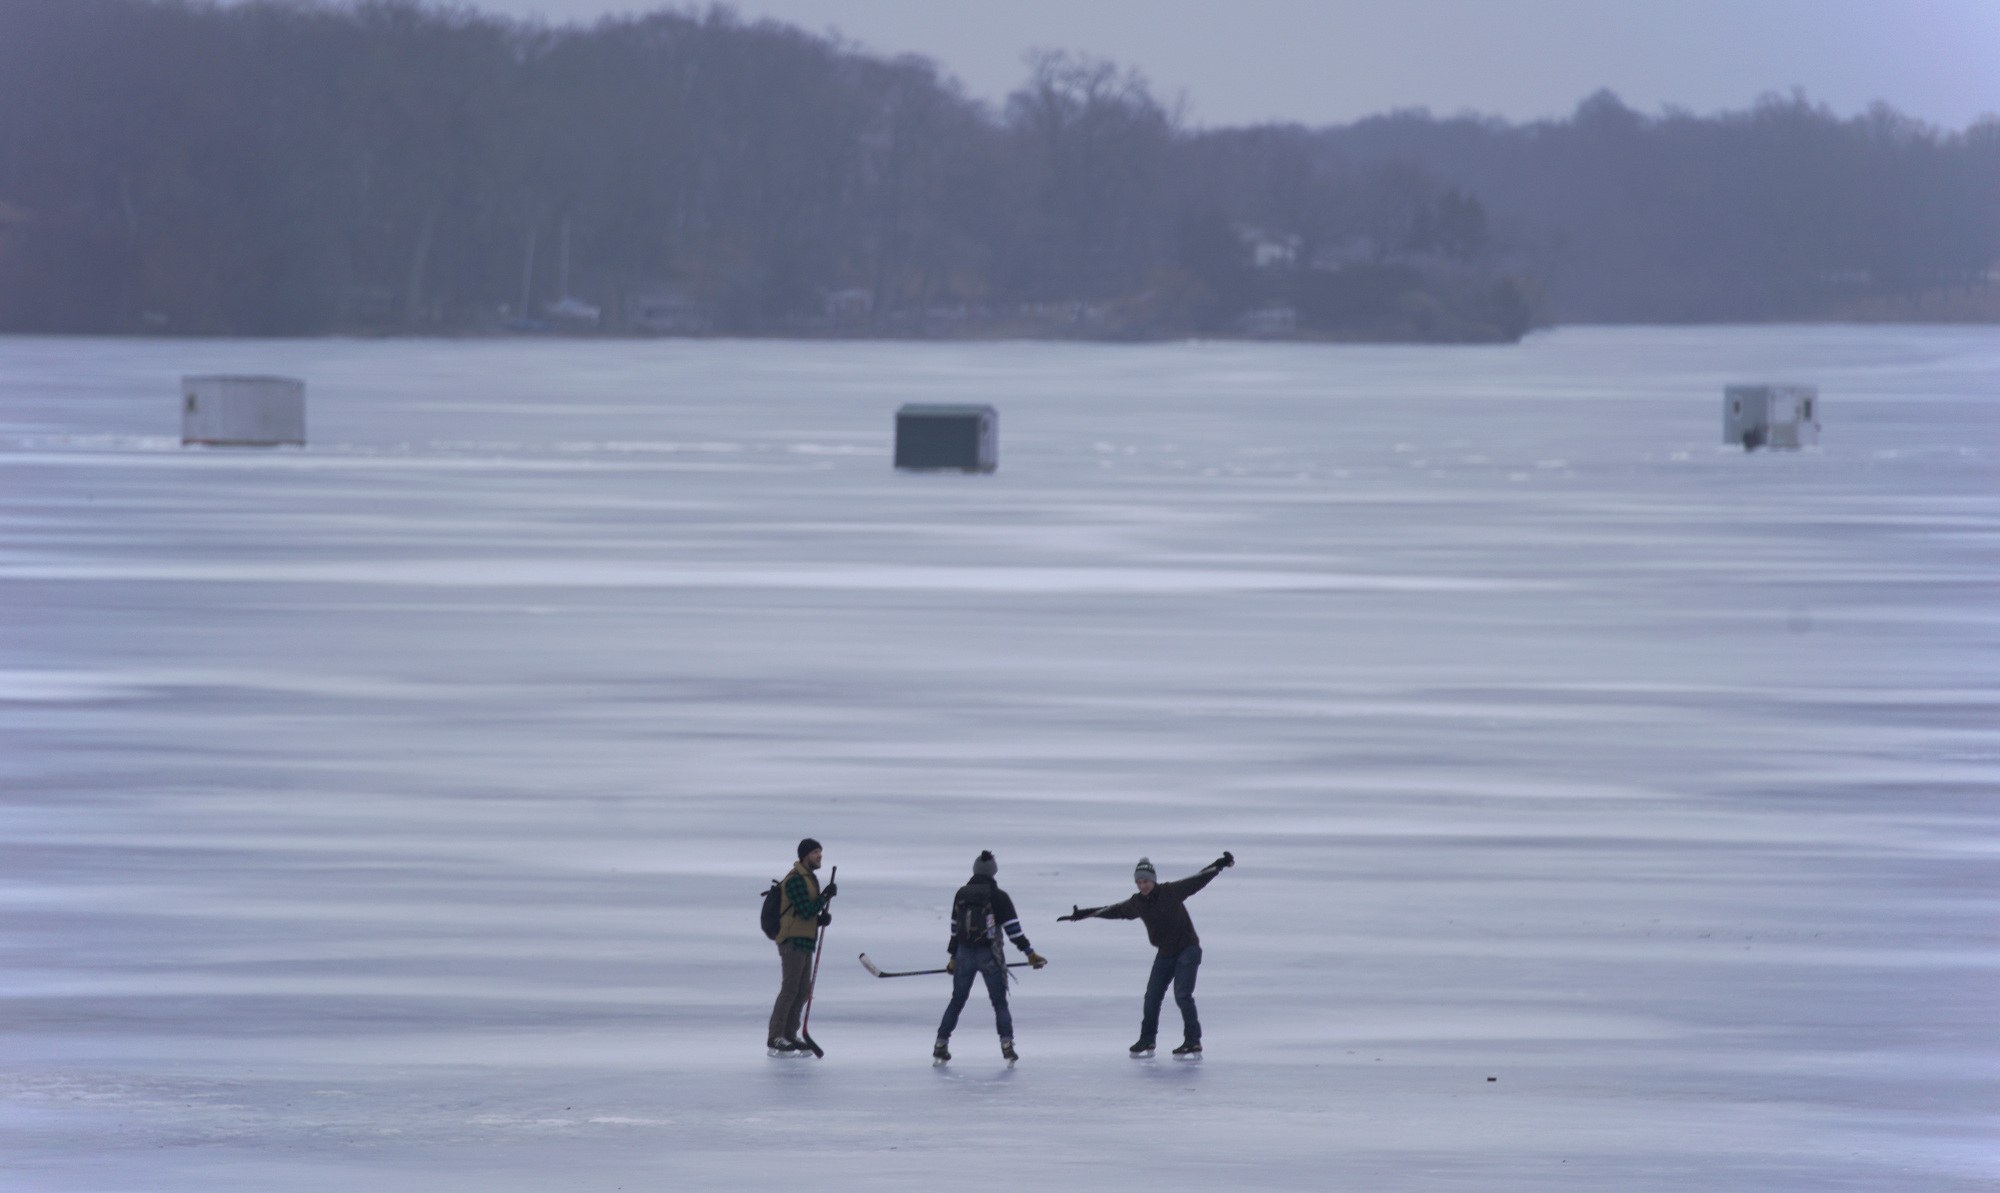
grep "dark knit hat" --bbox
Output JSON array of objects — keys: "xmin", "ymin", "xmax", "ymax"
[
  {"xmin": 973, "ymin": 850, "xmax": 997, "ymax": 878},
  {"xmin": 1134, "ymin": 856, "xmax": 1156, "ymax": 882},
  {"xmin": 798, "ymin": 837, "xmax": 823, "ymax": 860}
]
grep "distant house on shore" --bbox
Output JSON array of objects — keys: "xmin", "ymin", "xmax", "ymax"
[
  {"xmin": 625, "ymin": 283, "xmax": 710, "ymax": 334},
  {"xmin": 824, "ymin": 287, "xmax": 873, "ymax": 322},
  {"xmin": 544, "ymin": 295, "xmax": 601, "ymax": 326},
  {"xmin": 1237, "ymin": 224, "xmax": 1302, "ymax": 270},
  {"xmin": 1238, "ymin": 305, "xmax": 1298, "ymax": 335}
]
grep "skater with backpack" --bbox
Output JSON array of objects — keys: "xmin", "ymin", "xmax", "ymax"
[
  {"xmin": 1058, "ymin": 851, "xmax": 1234, "ymax": 1057},
  {"xmin": 764, "ymin": 838, "xmax": 836, "ymax": 1056},
  {"xmin": 933, "ymin": 850, "xmax": 1046, "ymax": 1065}
]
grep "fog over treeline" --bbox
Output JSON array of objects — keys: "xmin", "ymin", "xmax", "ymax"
[{"xmin": 2, "ymin": 1, "xmax": 1996, "ymax": 340}]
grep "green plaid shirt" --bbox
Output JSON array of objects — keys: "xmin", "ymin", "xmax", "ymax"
[{"xmin": 784, "ymin": 871, "xmax": 827, "ymax": 952}]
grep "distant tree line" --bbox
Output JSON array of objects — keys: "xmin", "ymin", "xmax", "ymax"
[{"xmin": 0, "ymin": 1, "xmax": 1994, "ymax": 339}]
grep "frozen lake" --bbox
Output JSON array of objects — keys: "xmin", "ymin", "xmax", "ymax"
[{"xmin": 2, "ymin": 327, "xmax": 1996, "ymax": 1191}]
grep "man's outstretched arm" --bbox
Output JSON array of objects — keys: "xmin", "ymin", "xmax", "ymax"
[
  {"xmin": 1059, "ymin": 895, "xmax": 1139, "ymax": 922},
  {"xmin": 1167, "ymin": 851, "xmax": 1235, "ymax": 898}
]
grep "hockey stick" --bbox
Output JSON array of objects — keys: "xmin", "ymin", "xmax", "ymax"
[
  {"xmin": 797, "ymin": 865, "xmax": 834, "ymax": 1058},
  {"xmin": 858, "ymin": 952, "xmax": 1033, "ymax": 978}
]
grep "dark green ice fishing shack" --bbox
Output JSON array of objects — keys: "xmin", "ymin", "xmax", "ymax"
[{"xmin": 894, "ymin": 404, "xmax": 997, "ymax": 473}]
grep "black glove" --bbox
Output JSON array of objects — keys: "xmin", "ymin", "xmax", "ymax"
[
  {"xmin": 1210, "ymin": 851, "xmax": 1234, "ymax": 871},
  {"xmin": 1057, "ymin": 904, "xmax": 1090, "ymax": 922},
  {"xmin": 817, "ymin": 911, "xmax": 832, "ymax": 926},
  {"xmin": 820, "ymin": 881, "xmax": 838, "ymax": 900}
]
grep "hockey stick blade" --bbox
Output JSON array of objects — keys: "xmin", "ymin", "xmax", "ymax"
[{"xmin": 859, "ymin": 952, "xmax": 944, "ymax": 977}]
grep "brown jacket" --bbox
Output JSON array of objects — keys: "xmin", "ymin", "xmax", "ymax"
[{"xmin": 777, "ymin": 860, "xmax": 825, "ymax": 948}]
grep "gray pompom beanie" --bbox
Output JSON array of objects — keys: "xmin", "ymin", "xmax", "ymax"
[
  {"xmin": 973, "ymin": 850, "xmax": 997, "ymax": 878},
  {"xmin": 1133, "ymin": 856, "xmax": 1157, "ymax": 882}
]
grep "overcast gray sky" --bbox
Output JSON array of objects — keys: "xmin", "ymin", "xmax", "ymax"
[{"xmin": 448, "ymin": 0, "xmax": 2000, "ymax": 130}]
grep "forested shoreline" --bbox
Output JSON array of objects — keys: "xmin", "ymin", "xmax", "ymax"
[{"xmin": 1, "ymin": 1, "xmax": 1995, "ymax": 340}]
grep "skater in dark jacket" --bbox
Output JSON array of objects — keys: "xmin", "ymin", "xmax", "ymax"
[
  {"xmin": 767, "ymin": 838, "xmax": 836, "ymax": 1055},
  {"xmin": 933, "ymin": 851, "xmax": 1046, "ymax": 1064},
  {"xmin": 1059, "ymin": 851, "xmax": 1233, "ymax": 1056}
]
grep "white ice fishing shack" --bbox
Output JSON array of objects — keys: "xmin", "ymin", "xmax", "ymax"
[
  {"xmin": 1723, "ymin": 385, "xmax": 1818, "ymax": 451},
  {"xmin": 181, "ymin": 375, "xmax": 306, "ymax": 447}
]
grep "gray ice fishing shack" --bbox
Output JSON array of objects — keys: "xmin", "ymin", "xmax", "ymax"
[
  {"xmin": 182, "ymin": 375, "xmax": 306, "ymax": 446},
  {"xmin": 894, "ymin": 404, "xmax": 997, "ymax": 472},
  {"xmin": 1724, "ymin": 385, "xmax": 1818, "ymax": 451}
]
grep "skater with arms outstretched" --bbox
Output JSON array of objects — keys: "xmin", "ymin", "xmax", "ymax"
[{"xmin": 1059, "ymin": 851, "xmax": 1233, "ymax": 1057}]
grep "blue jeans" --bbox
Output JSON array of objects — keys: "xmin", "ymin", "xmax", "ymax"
[
  {"xmin": 1140, "ymin": 943, "xmax": 1201, "ymax": 1045},
  {"xmin": 935, "ymin": 944, "xmax": 1013, "ymax": 1040}
]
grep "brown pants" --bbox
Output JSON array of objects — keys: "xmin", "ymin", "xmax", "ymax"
[{"xmin": 767, "ymin": 943, "xmax": 814, "ymax": 1043}]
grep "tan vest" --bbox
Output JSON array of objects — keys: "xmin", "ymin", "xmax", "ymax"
[{"xmin": 777, "ymin": 860, "xmax": 821, "ymax": 944}]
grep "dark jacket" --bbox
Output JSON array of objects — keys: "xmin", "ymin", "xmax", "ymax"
[
  {"xmin": 945, "ymin": 875, "xmax": 1034, "ymax": 955},
  {"xmin": 1089, "ymin": 868, "xmax": 1216, "ymax": 956}
]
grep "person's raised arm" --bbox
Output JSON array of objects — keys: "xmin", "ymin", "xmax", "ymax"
[{"xmin": 1167, "ymin": 851, "xmax": 1234, "ymax": 898}]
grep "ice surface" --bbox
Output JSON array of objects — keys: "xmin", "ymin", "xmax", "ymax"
[{"xmin": 1, "ymin": 328, "xmax": 1996, "ymax": 1190}]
